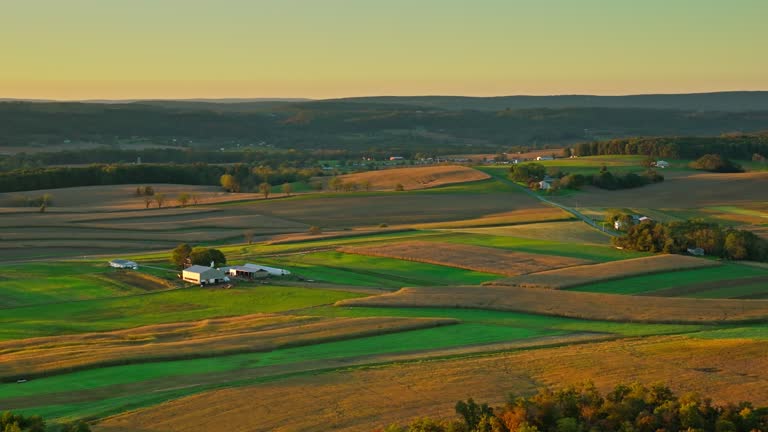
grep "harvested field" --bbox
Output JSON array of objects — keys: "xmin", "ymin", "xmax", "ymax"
[
  {"xmin": 642, "ymin": 275, "xmax": 768, "ymax": 299},
  {"xmin": 94, "ymin": 335, "xmax": 768, "ymax": 432},
  {"xmin": 491, "ymin": 254, "xmax": 719, "ymax": 289},
  {"xmin": 335, "ymin": 165, "xmax": 489, "ymax": 191},
  {"xmin": 250, "ymin": 193, "xmax": 545, "ymax": 228},
  {"xmin": 0, "ymin": 184, "xmax": 263, "ymax": 210},
  {"xmin": 553, "ymin": 172, "xmax": 768, "ymax": 209},
  {"xmin": 338, "ymin": 240, "xmax": 590, "ymax": 276},
  {"xmin": 448, "ymin": 221, "xmax": 611, "ymax": 245},
  {"xmin": 410, "ymin": 208, "xmax": 573, "ymax": 229},
  {"xmin": 337, "ymin": 285, "xmax": 768, "ymax": 323},
  {"xmin": 0, "ymin": 314, "xmax": 456, "ymax": 381}
]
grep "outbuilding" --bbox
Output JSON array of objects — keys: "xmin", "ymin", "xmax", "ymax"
[
  {"xmin": 182, "ymin": 265, "xmax": 228, "ymax": 285},
  {"xmin": 109, "ymin": 259, "xmax": 138, "ymax": 270},
  {"xmin": 226, "ymin": 265, "xmax": 270, "ymax": 280},
  {"xmin": 243, "ymin": 263, "xmax": 291, "ymax": 276}
]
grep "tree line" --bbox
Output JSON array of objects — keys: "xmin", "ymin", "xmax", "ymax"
[
  {"xmin": 612, "ymin": 219, "xmax": 768, "ymax": 261},
  {"xmin": 380, "ymin": 382, "xmax": 768, "ymax": 432},
  {"xmin": 1, "ymin": 411, "xmax": 90, "ymax": 432},
  {"xmin": 572, "ymin": 134, "xmax": 768, "ymax": 160},
  {"xmin": 509, "ymin": 163, "xmax": 663, "ymax": 192},
  {"xmin": 0, "ymin": 163, "xmax": 321, "ymax": 193}
]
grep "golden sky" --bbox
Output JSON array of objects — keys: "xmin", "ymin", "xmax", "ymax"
[{"xmin": 1, "ymin": 0, "xmax": 766, "ymax": 100}]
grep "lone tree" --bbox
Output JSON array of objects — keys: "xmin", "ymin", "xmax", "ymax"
[
  {"xmin": 190, "ymin": 193, "xmax": 200, "ymax": 205},
  {"xmin": 171, "ymin": 243, "xmax": 192, "ymax": 268},
  {"xmin": 177, "ymin": 193, "xmax": 190, "ymax": 207},
  {"xmin": 155, "ymin": 193, "xmax": 166, "ymax": 208},
  {"xmin": 259, "ymin": 182, "xmax": 271, "ymax": 199},
  {"xmin": 243, "ymin": 229, "xmax": 255, "ymax": 244},
  {"xmin": 329, "ymin": 176, "xmax": 343, "ymax": 192},
  {"xmin": 308, "ymin": 225, "xmax": 322, "ymax": 235},
  {"xmin": 143, "ymin": 196, "xmax": 153, "ymax": 209},
  {"xmin": 282, "ymin": 182, "xmax": 292, "ymax": 196},
  {"xmin": 220, "ymin": 174, "xmax": 239, "ymax": 192},
  {"xmin": 395, "ymin": 183, "xmax": 405, "ymax": 191}
]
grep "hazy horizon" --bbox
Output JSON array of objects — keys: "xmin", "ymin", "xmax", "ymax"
[{"xmin": 2, "ymin": 0, "xmax": 767, "ymax": 100}]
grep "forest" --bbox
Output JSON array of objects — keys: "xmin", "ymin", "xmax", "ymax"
[{"xmin": 572, "ymin": 135, "xmax": 768, "ymax": 160}]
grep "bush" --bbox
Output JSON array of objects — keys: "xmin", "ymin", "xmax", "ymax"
[{"xmin": 689, "ymin": 154, "xmax": 743, "ymax": 173}]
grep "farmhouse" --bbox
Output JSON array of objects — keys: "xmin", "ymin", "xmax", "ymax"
[
  {"xmin": 109, "ymin": 259, "xmax": 138, "ymax": 270},
  {"xmin": 538, "ymin": 180, "xmax": 552, "ymax": 191},
  {"xmin": 536, "ymin": 155, "xmax": 554, "ymax": 161},
  {"xmin": 687, "ymin": 247, "xmax": 706, "ymax": 256},
  {"xmin": 655, "ymin": 160, "xmax": 670, "ymax": 168},
  {"xmin": 182, "ymin": 265, "xmax": 228, "ymax": 285},
  {"xmin": 614, "ymin": 215, "xmax": 652, "ymax": 230}
]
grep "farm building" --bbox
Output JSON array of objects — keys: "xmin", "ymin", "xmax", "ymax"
[
  {"xmin": 225, "ymin": 265, "xmax": 270, "ymax": 280},
  {"xmin": 536, "ymin": 155, "xmax": 554, "ymax": 161},
  {"xmin": 687, "ymin": 247, "xmax": 705, "ymax": 256},
  {"xmin": 243, "ymin": 263, "xmax": 291, "ymax": 276},
  {"xmin": 654, "ymin": 160, "xmax": 670, "ymax": 168},
  {"xmin": 109, "ymin": 259, "xmax": 138, "ymax": 270},
  {"xmin": 182, "ymin": 265, "xmax": 228, "ymax": 285},
  {"xmin": 538, "ymin": 180, "xmax": 552, "ymax": 191},
  {"xmin": 614, "ymin": 215, "xmax": 652, "ymax": 230}
]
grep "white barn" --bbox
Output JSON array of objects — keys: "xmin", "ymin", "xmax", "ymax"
[
  {"xmin": 109, "ymin": 259, "xmax": 138, "ymax": 270},
  {"xmin": 182, "ymin": 265, "xmax": 228, "ymax": 285},
  {"xmin": 243, "ymin": 263, "xmax": 291, "ymax": 276}
]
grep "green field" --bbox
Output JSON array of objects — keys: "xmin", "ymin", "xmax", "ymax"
[
  {"xmin": 570, "ymin": 264, "xmax": 768, "ymax": 296},
  {"xmin": 0, "ymin": 262, "xmax": 148, "ymax": 308},
  {"xmin": 261, "ymin": 251, "xmax": 500, "ymax": 287},
  {"xmin": 0, "ymin": 285, "xmax": 361, "ymax": 340}
]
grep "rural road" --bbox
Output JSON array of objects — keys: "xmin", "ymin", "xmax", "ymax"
[{"xmin": 492, "ymin": 172, "xmax": 620, "ymax": 237}]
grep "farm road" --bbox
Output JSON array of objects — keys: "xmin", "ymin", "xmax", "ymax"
[{"xmin": 492, "ymin": 173, "xmax": 619, "ymax": 237}]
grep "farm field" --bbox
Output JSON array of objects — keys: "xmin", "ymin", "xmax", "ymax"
[
  {"xmin": 492, "ymin": 254, "xmax": 720, "ymax": 289},
  {"xmin": 338, "ymin": 240, "xmax": 591, "ymax": 276},
  {"xmin": 2, "ymin": 154, "xmax": 768, "ymax": 431},
  {"xmin": 334, "ymin": 165, "xmax": 490, "ymax": 191},
  {"xmin": 571, "ymin": 263, "xmax": 768, "ymax": 296},
  {"xmin": 93, "ymin": 334, "xmax": 768, "ymax": 432},
  {"xmin": 337, "ymin": 285, "xmax": 768, "ymax": 323}
]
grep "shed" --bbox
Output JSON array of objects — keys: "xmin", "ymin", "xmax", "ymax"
[
  {"xmin": 687, "ymin": 247, "xmax": 705, "ymax": 256},
  {"xmin": 227, "ymin": 265, "xmax": 270, "ymax": 279},
  {"xmin": 109, "ymin": 259, "xmax": 138, "ymax": 270},
  {"xmin": 538, "ymin": 180, "xmax": 552, "ymax": 191},
  {"xmin": 182, "ymin": 265, "xmax": 228, "ymax": 285}
]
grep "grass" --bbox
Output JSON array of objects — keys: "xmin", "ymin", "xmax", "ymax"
[
  {"xmin": 425, "ymin": 232, "xmax": 647, "ymax": 262},
  {"xmin": 0, "ymin": 262, "xmax": 147, "ymax": 308},
  {"xmin": 261, "ymin": 251, "xmax": 500, "ymax": 287},
  {"xmin": 0, "ymin": 286, "xmax": 361, "ymax": 340},
  {"xmin": 305, "ymin": 306, "xmax": 706, "ymax": 337},
  {"xmin": 571, "ymin": 264, "xmax": 768, "ymax": 296}
]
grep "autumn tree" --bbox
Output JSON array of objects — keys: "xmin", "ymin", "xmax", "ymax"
[
  {"xmin": 171, "ymin": 243, "xmax": 192, "ymax": 268},
  {"xmin": 259, "ymin": 182, "xmax": 271, "ymax": 199},
  {"xmin": 282, "ymin": 182, "xmax": 292, "ymax": 196},
  {"xmin": 243, "ymin": 229, "xmax": 255, "ymax": 244},
  {"xmin": 178, "ymin": 192, "xmax": 190, "ymax": 207},
  {"xmin": 155, "ymin": 193, "xmax": 166, "ymax": 208},
  {"xmin": 220, "ymin": 174, "xmax": 239, "ymax": 192}
]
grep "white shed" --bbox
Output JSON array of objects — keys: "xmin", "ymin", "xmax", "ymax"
[
  {"xmin": 182, "ymin": 265, "xmax": 228, "ymax": 285},
  {"xmin": 109, "ymin": 259, "xmax": 138, "ymax": 270},
  {"xmin": 243, "ymin": 263, "xmax": 291, "ymax": 276}
]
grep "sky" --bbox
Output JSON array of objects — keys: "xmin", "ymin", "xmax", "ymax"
[{"xmin": 1, "ymin": 0, "xmax": 767, "ymax": 100}]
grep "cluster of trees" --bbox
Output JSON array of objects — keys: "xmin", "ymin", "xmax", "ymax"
[
  {"xmin": 381, "ymin": 382, "xmax": 768, "ymax": 432},
  {"xmin": 509, "ymin": 164, "xmax": 663, "ymax": 192},
  {"xmin": 0, "ymin": 163, "xmax": 321, "ymax": 193},
  {"xmin": 572, "ymin": 135, "xmax": 768, "ymax": 160},
  {"xmin": 0, "ymin": 411, "xmax": 91, "ymax": 432},
  {"xmin": 171, "ymin": 244, "xmax": 227, "ymax": 268},
  {"xmin": 689, "ymin": 154, "xmax": 744, "ymax": 173},
  {"xmin": 327, "ymin": 176, "xmax": 373, "ymax": 192},
  {"xmin": 612, "ymin": 220, "xmax": 768, "ymax": 261}
]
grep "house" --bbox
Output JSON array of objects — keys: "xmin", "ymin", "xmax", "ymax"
[
  {"xmin": 109, "ymin": 259, "xmax": 138, "ymax": 270},
  {"xmin": 389, "ymin": 156, "xmax": 404, "ymax": 161},
  {"xmin": 655, "ymin": 160, "xmax": 670, "ymax": 169},
  {"xmin": 614, "ymin": 215, "xmax": 652, "ymax": 230},
  {"xmin": 687, "ymin": 247, "xmax": 705, "ymax": 256},
  {"xmin": 243, "ymin": 263, "xmax": 291, "ymax": 276},
  {"xmin": 536, "ymin": 155, "xmax": 554, "ymax": 161},
  {"xmin": 538, "ymin": 180, "xmax": 552, "ymax": 191},
  {"xmin": 182, "ymin": 265, "xmax": 228, "ymax": 285}
]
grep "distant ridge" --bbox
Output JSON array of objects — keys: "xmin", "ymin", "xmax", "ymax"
[
  {"xmin": 2, "ymin": 91, "xmax": 768, "ymax": 111},
  {"xmin": 324, "ymin": 91, "xmax": 768, "ymax": 112}
]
